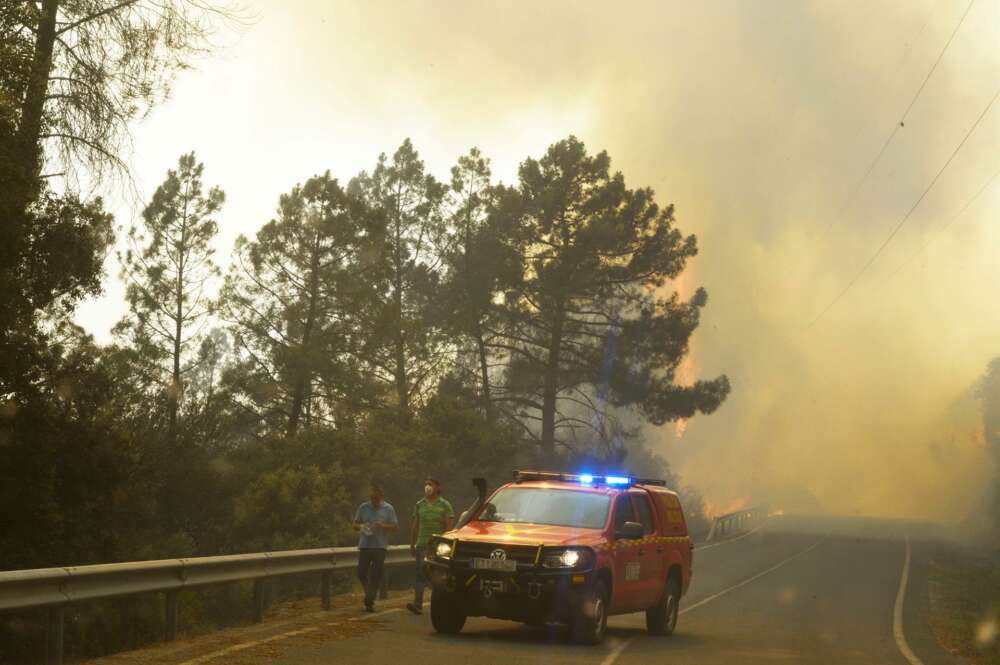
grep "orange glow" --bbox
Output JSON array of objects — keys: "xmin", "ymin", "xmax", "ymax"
[
  {"xmin": 704, "ymin": 497, "xmax": 748, "ymax": 518},
  {"xmin": 671, "ymin": 265, "xmax": 696, "ymax": 439}
]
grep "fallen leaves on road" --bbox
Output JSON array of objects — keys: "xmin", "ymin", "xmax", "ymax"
[
  {"xmin": 928, "ymin": 553, "xmax": 1000, "ymax": 665},
  {"xmin": 81, "ymin": 591, "xmax": 406, "ymax": 665}
]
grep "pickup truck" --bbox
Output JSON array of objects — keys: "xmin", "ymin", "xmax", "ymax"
[{"xmin": 423, "ymin": 470, "xmax": 693, "ymax": 644}]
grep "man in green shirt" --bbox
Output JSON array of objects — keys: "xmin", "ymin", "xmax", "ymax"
[{"xmin": 406, "ymin": 477, "xmax": 454, "ymax": 614}]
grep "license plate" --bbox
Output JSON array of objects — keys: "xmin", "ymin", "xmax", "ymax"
[
  {"xmin": 471, "ymin": 557, "xmax": 517, "ymax": 572},
  {"xmin": 480, "ymin": 579, "xmax": 506, "ymax": 597}
]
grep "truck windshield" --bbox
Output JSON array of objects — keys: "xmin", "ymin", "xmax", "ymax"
[{"xmin": 477, "ymin": 487, "xmax": 610, "ymax": 529}]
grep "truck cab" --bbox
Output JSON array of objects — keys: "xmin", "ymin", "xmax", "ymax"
[{"xmin": 423, "ymin": 470, "xmax": 693, "ymax": 644}]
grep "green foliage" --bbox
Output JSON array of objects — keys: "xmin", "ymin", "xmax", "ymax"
[
  {"xmin": 978, "ymin": 358, "xmax": 1000, "ymax": 452},
  {"xmin": 928, "ymin": 552, "xmax": 1000, "ymax": 664},
  {"xmin": 221, "ymin": 172, "xmax": 379, "ymax": 436},
  {"xmin": 0, "ymin": 134, "xmax": 728, "ymax": 660},
  {"xmin": 437, "ymin": 149, "xmax": 520, "ymax": 416},
  {"xmin": 977, "ymin": 357, "xmax": 1000, "ymax": 545},
  {"xmin": 349, "ymin": 139, "xmax": 449, "ymax": 418},
  {"xmin": 117, "ymin": 152, "xmax": 224, "ymax": 435},
  {"xmin": 490, "ymin": 136, "xmax": 730, "ymax": 459},
  {"xmin": 233, "ymin": 457, "xmax": 354, "ymax": 551},
  {"xmin": 0, "ymin": 191, "xmax": 114, "ymax": 400},
  {"xmin": 0, "ymin": 1, "xmax": 234, "ymax": 358},
  {"xmin": 0, "ymin": 3, "xmax": 31, "ymax": 138},
  {"xmin": 0, "ymin": 323, "xmax": 151, "ymax": 570}
]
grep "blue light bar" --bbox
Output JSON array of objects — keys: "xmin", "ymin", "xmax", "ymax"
[{"xmin": 514, "ymin": 470, "xmax": 658, "ymax": 487}]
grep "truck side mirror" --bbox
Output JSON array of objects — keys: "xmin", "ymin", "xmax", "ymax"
[{"xmin": 616, "ymin": 521, "xmax": 644, "ymax": 541}]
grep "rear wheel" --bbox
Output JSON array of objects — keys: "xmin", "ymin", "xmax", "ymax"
[
  {"xmin": 430, "ymin": 587, "xmax": 466, "ymax": 634},
  {"xmin": 646, "ymin": 575, "xmax": 681, "ymax": 636},
  {"xmin": 572, "ymin": 579, "xmax": 609, "ymax": 645}
]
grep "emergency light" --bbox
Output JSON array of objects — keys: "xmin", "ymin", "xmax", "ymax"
[{"xmin": 513, "ymin": 470, "xmax": 666, "ymax": 487}]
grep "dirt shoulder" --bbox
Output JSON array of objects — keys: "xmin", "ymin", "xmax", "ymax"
[
  {"xmin": 928, "ymin": 548, "xmax": 1000, "ymax": 665},
  {"xmin": 81, "ymin": 590, "xmax": 411, "ymax": 665}
]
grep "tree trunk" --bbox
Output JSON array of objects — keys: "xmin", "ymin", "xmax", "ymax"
[
  {"xmin": 463, "ymin": 195, "xmax": 492, "ymax": 419},
  {"xmin": 392, "ymin": 199, "xmax": 409, "ymax": 421},
  {"xmin": 474, "ymin": 324, "xmax": 493, "ymax": 420},
  {"xmin": 17, "ymin": 0, "xmax": 58, "ymax": 186},
  {"xmin": 393, "ymin": 284, "xmax": 409, "ymax": 419},
  {"xmin": 168, "ymin": 181, "xmax": 190, "ymax": 444},
  {"xmin": 168, "ymin": 273, "xmax": 183, "ymax": 443},
  {"xmin": 168, "ymin": 296, "xmax": 181, "ymax": 440},
  {"xmin": 3, "ymin": 0, "xmax": 58, "ymax": 272},
  {"xmin": 287, "ymin": 234, "xmax": 322, "ymax": 438},
  {"xmin": 540, "ymin": 303, "xmax": 565, "ymax": 461}
]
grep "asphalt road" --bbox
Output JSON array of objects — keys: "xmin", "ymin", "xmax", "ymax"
[{"xmin": 89, "ymin": 515, "xmax": 966, "ymax": 665}]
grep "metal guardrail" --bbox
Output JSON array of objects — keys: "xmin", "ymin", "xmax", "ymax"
[
  {"xmin": 704, "ymin": 505, "xmax": 769, "ymax": 542},
  {"xmin": 0, "ymin": 544, "xmax": 412, "ymax": 665}
]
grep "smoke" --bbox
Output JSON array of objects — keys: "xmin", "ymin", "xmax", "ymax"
[{"xmin": 77, "ymin": 0, "xmax": 1000, "ymax": 521}]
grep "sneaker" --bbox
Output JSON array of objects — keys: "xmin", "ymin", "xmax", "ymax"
[
  {"xmin": 406, "ymin": 602, "xmax": 422, "ymax": 615},
  {"xmin": 364, "ymin": 602, "xmax": 375, "ymax": 613}
]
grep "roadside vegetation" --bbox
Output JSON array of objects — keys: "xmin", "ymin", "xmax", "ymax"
[
  {"xmin": 930, "ymin": 552, "xmax": 1000, "ymax": 664},
  {"xmin": 929, "ymin": 357, "xmax": 1000, "ymax": 664},
  {"xmin": 0, "ymin": 2, "xmax": 726, "ymax": 662}
]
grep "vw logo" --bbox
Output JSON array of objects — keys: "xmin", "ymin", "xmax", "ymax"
[{"xmin": 490, "ymin": 549, "xmax": 507, "ymax": 561}]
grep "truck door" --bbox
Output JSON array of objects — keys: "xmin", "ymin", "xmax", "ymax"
[
  {"xmin": 630, "ymin": 490, "xmax": 663, "ymax": 606},
  {"xmin": 610, "ymin": 493, "xmax": 643, "ymax": 612}
]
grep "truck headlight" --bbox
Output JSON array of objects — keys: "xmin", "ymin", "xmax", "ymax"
[
  {"xmin": 434, "ymin": 540, "xmax": 454, "ymax": 559},
  {"xmin": 560, "ymin": 550, "xmax": 581, "ymax": 567},
  {"xmin": 542, "ymin": 548, "xmax": 590, "ymax": 568}
]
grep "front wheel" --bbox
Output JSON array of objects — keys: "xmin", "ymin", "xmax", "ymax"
[
  {"xmin": 430, "ymin": 587, "xmax": 466, "ymax": 634},
  {"xmin": 571, "ymin": 579, "xmax": 609, "ymax": 645},
  {"xmin": 646, "ymin": 576, "xmax": 681, "ymax": 636}
]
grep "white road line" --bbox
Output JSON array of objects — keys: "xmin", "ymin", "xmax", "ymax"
[
  {"xmin": 893, "ymin": 538, "xmax": 925, "ymax": 665},
  {"xmin": 350, "ymin": 607, "xmax": 403, "ymax": 621},
  {"xmin": 178, "ymin": 625, "xmax": 321, "ymax": 664},
  {"xmin": 178, "ymin": 606, "xmax": 403, "ymax": 664},
  {"xmin": 679, "ymin": 540, "xmax": 823, "ymax": 614},
  {"xmin": 600, "ymin": 539, "xmax": 824, "ymax": 665},
  {"xmin": 694, "ymin": 524, "xmax": 765, "ymax": 552}
]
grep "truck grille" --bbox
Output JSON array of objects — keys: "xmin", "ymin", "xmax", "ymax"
[{"xmin": 454, "ymin": 541, "xmax": 541, "ymax": 564}]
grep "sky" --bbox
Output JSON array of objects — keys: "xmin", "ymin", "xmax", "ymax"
[{"xmin": 74, "ymin": 0, "xmax": 1000, "ymax": 523}]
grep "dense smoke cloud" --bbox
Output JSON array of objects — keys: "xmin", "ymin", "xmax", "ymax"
[{"xmin": 77, "ymin": 0, "xmax": 1000, "ymax": 521}]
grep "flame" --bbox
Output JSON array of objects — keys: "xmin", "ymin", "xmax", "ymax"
[
  {"xmin": 671, "ymin": 265, "xmax": 697, "ymax": 439},
  {"xmin": 704, "ymin": 496, "xmax": 748, "ymax": 518}
]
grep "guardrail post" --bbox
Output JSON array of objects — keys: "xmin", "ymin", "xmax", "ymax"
[
  {"xmin": 378, "ymin": 567, "xmax": 388, "ymax": 600},
  {"xmin": 45, "ymin": 606, "xmax": 65, "ymax": 665},
  {"xmin": 321, "ymin": 572, "xmax": 331, "ymax": 610},
  {"xmin": 252, "ymin": 580, "xmax": 266, "ymax": 623},
  {"xmin": 164, "ymin": 590, "xmax": 178, "ymax": 641}
]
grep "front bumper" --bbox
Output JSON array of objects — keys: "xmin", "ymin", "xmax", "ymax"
[{"xmin": 423, "ymin": 557, "xmax": 594, "ymax": 624}]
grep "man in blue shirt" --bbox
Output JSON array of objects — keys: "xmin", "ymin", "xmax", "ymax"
[{"xmin": 353, "ymin": 481, "xmax": 398, "ymax": 611}]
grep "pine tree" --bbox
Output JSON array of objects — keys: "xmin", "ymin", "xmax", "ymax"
[
  {"xmin": 492, "ymin": 136, "xmax": 729, "ymax": 460},
  {"xmin": 116, "ymin": 152, "xmax": 224, "ymax": 441},
  {"xmin": 349, "ymin": 139, "xmax": 448, "ymax": 420},
  {"xmin": 221, "ymin": 173, "xmax": 376, "ymax": 437}
]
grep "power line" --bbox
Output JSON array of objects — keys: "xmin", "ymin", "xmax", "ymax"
[
  {"xmin": 832, "ymin": 0, "xmax": 976, "ymax": 222},
  {"xmin": 884, "ymin": 164, "xmax": 1000, "ymax": 281},
  {"xmin": 807, "ymin": 84, "xmax": 1000, "ymax": 328}
]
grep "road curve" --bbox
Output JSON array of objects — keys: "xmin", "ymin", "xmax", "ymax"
[{"xmin": 86, "ymin": 515, "xmax": 965, "ymax": 665}]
